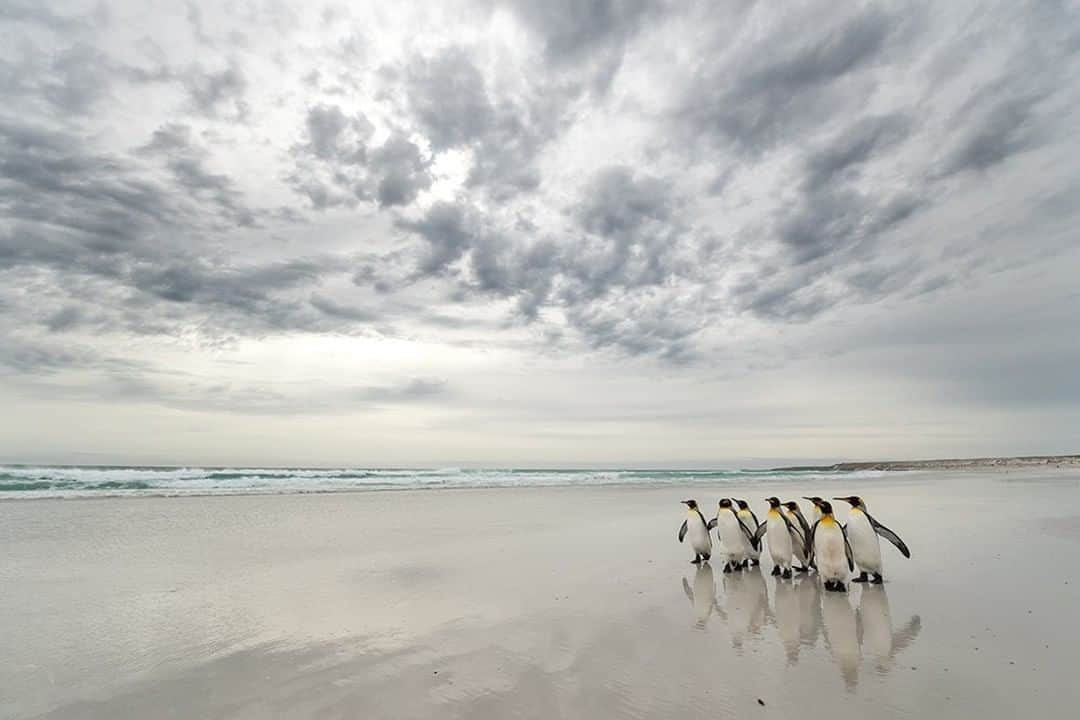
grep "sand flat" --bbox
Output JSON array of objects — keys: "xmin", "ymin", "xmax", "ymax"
[{"xmin": 3, "ymin": 469, "xmax": 1080, "ymax": 719}]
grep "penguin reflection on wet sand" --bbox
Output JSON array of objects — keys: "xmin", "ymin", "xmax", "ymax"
[
  {"xmin": 771, "ymin": 574, "xmax": 802, "ymax": 664},
  {"xmin": 682, "ymin": 562, "xmax": 717, "ymax": 629},
  {"xmin": 807, "ymin": 500, "xmax": 855, "ymax": 592},
  {"xmin": 678, "ymin": 500, "xmax": 713, "ymax": 564},
  {"xmin": 822, "ymin": 588, "xmax": 860, "ymax": 691},
  {"xmin": 858, "ymin": 584, "xmax": 922, "ymax": 673},
  {"xmin": 834, "ymin": 496, "xmax": 911, "ymax": 584},
  {"xmin": 720, "ymin": 565, "xmax": 769, "ymax": 649}
]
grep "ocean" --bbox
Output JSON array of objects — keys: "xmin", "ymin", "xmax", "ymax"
[{"xmin": 0, "ymin": 465, "xmax": 886, "ymax": 499}]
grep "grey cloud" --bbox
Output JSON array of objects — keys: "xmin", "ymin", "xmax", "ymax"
[
  {"xmin": 503, "ymin": 0, "xmax": 662, "ymax": 93},
  {"xmin": 390, "ymin": 166, "xmax": 703, "ymax": 355},
  {"xmin": 0, "ymin": 1, "xmax": 84, "ymax": 30},
  {"xmin": 304, "ymin": 104, "xmax": 371, "ymax": 162},
  {"xmin": 396, "ymin": 202, "xmax": 477, "ymax": 276},
  {"xmin": 44, "ymin": 306, "xmax": 85, "ymax": 332},
  {"xmin": 802, "ymin": 113, "xmax": 913, "ymax": 189},
  {"xmin": 683, "ymin": 6, "xmax": 903, "ymax": 152},
  {"xmin": 309, "ymin": 294, "xmax": 379, "ymax": 323},
  {"xmin": 575, "ymin": 165, "xmax": 671, "ymax": 236},
  {"xmin": 369, "ymin": 133, "xmax": 432, "ymax": 207},
  {"xmin": 393, "ymin": 46, "xmax": 575, "ymax": 200},
  {"xmin": 183, "ymin": 61, "xmax": 247, "ymax": 118},
  {"xmin": 402, "ymin": 47, "xmax": 492, "ymax": 150},
  {"xmin": 290, "ymin": 105, "xmax": 430, "ymax": 209},
  {"xmin": 939, "ymin": 90, "xmax": 1046, "ymax": 177}
]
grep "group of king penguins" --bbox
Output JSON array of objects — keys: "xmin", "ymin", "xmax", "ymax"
[{"xmin": 678, "ymin": 495, "xmax": 911, "ymax": 591}]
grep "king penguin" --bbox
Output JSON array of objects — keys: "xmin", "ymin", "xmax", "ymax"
[
  {"xmin": 708, "ymin": 498, "xmax": 757, "ymax": 572},
  {"xmin": 803, "ymin": 496, "xmax": 825, "ymax": 527},
  {"xmin": 783, "ymin": 501, "xmax": 813, "ymax": 572},
  {"xmin": 807, "ymin": 500, "xmax": 854, "ymax": 592},
  {"xmin": 734, "ymin": 499, "xmax": 763, "ymax": 566},
  {"xmin": 751, "ymin": 497, "xmax": 800, "ymax": 578},
  {"xmin": 833, "ymin": 496, "xmax": 910, "ymax": 583},
  {"xmin": 678, "ymin": 499, "xmax": 713, "ymax": 564}
]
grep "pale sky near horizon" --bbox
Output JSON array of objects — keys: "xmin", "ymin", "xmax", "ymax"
[{"xmin": 1, "ymin": 1, "xmax": 1078, "ymax": 467}]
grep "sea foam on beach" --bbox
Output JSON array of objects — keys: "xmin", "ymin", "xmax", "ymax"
[{"xmin": 0, "ymin": 465, "xmax": 888, "ymax": 499}]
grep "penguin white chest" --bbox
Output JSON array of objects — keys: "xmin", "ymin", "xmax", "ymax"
[
  {"xmin": 687, "ymin": 515, "xmax": 712, "ymax": 555},
  {"xmin": 815, "ymin": 522, "xmax": 848, "ymax": 582},
  {"xmin": 766, "ymin": 514, "xmax": 793, "ymax": 568},
  {"xmin": 846, "ymin": 510, "xmax": 881, "ymax": 573},
  {"xmin": 716, "ymin": 513, "xmax": 747, "ymax": 561}
]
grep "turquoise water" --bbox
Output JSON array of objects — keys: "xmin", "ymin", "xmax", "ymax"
[{"xmin": 0, "ymin": 465, "xmax": 881, "ymax": 499}]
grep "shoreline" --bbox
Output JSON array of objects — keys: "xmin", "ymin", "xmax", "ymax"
[{"xmin": 773, "ymin": 453, "xmax": 1080, "ymax": 472}]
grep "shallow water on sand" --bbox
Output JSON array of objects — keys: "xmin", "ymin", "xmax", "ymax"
[{"xmin": 2, "ymin": 470, "xmax": 1079, "ymax": 719}]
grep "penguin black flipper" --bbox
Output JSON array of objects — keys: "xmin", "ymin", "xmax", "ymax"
[
  {"xmin": 752, "ymin": 520, "xmax": 768, "ymax": 545},
  {"xmin": 780, "ymin": 512, "xmax": 808, "ymax": 558},
  {"xmin": 792, "ymin": 508, "xmax": 812, "ymax": 539},
  {"xmin": 806, "ymin": 520, "xmax": 820, "ymax": 566},
  {"xmin": 734, "ymin": 510, "xmax": 759, "ymax": 550},
  {"xmin": 867, "ymin": 513, "xmax": 911, "ymax": 558},
  {"xmin": 707, "ymin": 517, "xmax": 717, "ymax": 530},
  {"xmin": 841, "ymin": 524, "xmax": 855, "ymax": 571},
  {"xmin": 694, "ymin": 509, "xmax": 710, "ymax": 530},
  {"xmin": 749, "ymin": 509, "xmax": 762, "ymax": 530},
  {"xmin": 679, "ymin": 520, "xmax": 688, "ymax": 543}
]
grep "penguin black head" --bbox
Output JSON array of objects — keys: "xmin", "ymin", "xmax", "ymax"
[
  {"xmin": 834, "ymin": 495, "xmax": 864, "ymax": 508},
  {"xmin": 735, "ymin": 499, "xmax": 750, "ymax": 510},
  {"xmin": 681, "ymin": 499, "xmax": 699, "ymax": 509},
  {"xmin": 818, "ymin": 500, "xmax": 834, "ymax": 515},
  {"xmin": 718, "ymin": 498, "xmax": 733, "ymax": 509},
  {"xmin": 803, "ymin": 496, "xmax": 825, "ymax": 508},
  {"xmin": 765, "ymin": 496, "xmax": 781, "ymax": 508},
  {"xmin": 783, "ymin": 501, "xmax": 801, "ymax": 512}
]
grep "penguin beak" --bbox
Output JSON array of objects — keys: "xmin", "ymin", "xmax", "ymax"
[
  {"xmin": 833, "ymin": 496, "xmax": 854, "ymax": 505},
  {"xmin": 680, "ymin": 500, "xmax": 691, "ymax": 506}
]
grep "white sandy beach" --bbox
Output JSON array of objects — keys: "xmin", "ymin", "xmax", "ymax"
[{"xmin": 3, "ymin": 468, "xmax": 1080, "ymax": 719}]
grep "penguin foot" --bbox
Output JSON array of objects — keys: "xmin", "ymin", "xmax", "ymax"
[
  {"xmin": 741, "ymin": 560, "xmax": 750, "ymax": 570},
  {"xmin": 771, "ymin": 566, "xmax": 781, "ymax": 576},
  {"xmin": 751, "ymin": 559, "xmax": 760, "ymax": 567},
  {"xmin": 794, "ymin": 565, "xmax": 809, "ymax": 573},
  {"xmin": 871, "ymin": 573, "xmax": 884, "ymax": 584},
  {"xmin": 824, "ymin": 580, "xmax": 847, "ymax": 592},
  {"xmin": 782, "ymin": 568, "xmax": 792, "ymax": 579},
  {"xmin": 691, "ymin": 555, "xmax": 702, "ymax": 564},
  {"xmin": 852, "ymin": 572, "xmax": 869, "ymax": 583},
  {"xmin": 723, "ymin": 563, "xmax": 733, "ymax": 574},
  {"xmin": 702, "ymin": 553, "xmax": 711, "ymax": 562}
]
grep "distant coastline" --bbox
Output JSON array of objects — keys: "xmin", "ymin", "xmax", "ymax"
[{"xmin": 773, "ymin": 454, "xmax": 1080, "ymax": 472}]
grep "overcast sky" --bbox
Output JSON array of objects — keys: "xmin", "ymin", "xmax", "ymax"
[{"xmin": 1, "ymin": 0, "xmax": 1078, "ymax": 467}]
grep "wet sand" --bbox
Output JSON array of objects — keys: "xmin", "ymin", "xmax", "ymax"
[{"xmin": 3, "ymin": 469, "xmax": 1080, "ymax": 719}]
